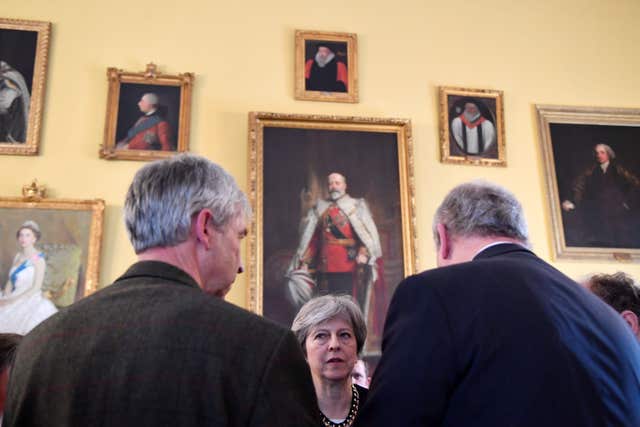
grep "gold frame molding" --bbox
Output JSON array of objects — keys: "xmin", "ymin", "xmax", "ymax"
[
  {"xmin": 439, "ymin": 86, "xmax": 506, "ymax": 166},
  {"xmin": 100, "ymin": 63, "xmax": 194, "ymax": 161},
  {"xmin": 295, "ymin": 30, "xmax": 358, "ymax": 103},
  {"xmin": 247, "ymin": 111, "xmax": 417, "ymax": 316},
  {"xmin": 0, "ymin": 17, "xmax": 51, "ymax": 155},
  {"xmin": 536, "ymin": 104, "xmax": 640, "ymax": 261},
  {"xmin": 0, "ymin": 181, "xmax": 105, "ymax": 296}
]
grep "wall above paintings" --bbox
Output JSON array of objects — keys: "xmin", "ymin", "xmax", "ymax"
[{"xmin": 1, "ymin": 0, "xmax": 640, "ymax": 308}]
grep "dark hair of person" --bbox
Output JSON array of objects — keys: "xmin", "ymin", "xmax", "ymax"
[{"xmin": 588, "ymin": 272, "xmax": 640, "ymax": 317}]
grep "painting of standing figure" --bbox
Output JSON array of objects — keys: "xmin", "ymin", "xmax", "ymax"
[
  {"xmin": 247, "ymin": 112, "xmax": 416, "ymax": 367},
  {"xmin": 537, "ymin": 104, "xmax": 640, "ymax": 260}
]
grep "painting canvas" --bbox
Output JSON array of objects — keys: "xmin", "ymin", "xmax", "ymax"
[
  {"xmin": 101, "ymin": 63, "xmax": 194, "ymax": 161},
  {"xmin": 0, "ymin": 17, "xmax": 50, "ymax": 155},
  {"xmin": 439, "ymin": 86, "xmax": 506, "ymax": 166},
  {"xmin": 295, "ymin": 30, "xmax": 358, "ymax": 103},
  {"xmin": 537, "ymin": 105, "xmax": 640, "ymax": 260},
  {"xmin": 247, "ymin": 112, "xmax": 416, "ymax": 366},
  {"xmin": 0, "ymin": 196, "xmax": 104, "ymax": 334}
]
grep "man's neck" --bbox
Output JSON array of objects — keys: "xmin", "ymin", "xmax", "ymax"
[
  {"xmin": 145, "ymin": 108, "xmax": 157, "ymax": 116},
  {"xmin": 444, "ymin": 236, "xmax": 525, "ymax": 266},
  {"xmin": 474, "ymin": 240, "xmax": 525, "ymax": 257},
  {"xmin": 137, "ymin": 241, "xmax": 202, "ymax": 287}
]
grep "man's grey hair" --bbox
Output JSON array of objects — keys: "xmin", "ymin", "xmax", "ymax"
[
  {"xmin": 124, "ymin": 153, "xmax": 251, "ymax": 253},
  {"xmin": 595, "ymin": 143, "xmax": 616, "ymax": 160},
  {"xmin": 433, "ymin": 180, "xmax": 529, "ymax": 247},
  {"xmin": 291, "ymin": 294, "xmax": 367, "ymax": 355},
  {"xmin": 142, "ymin": 93, "xmax": 159, "ymax": 106}
]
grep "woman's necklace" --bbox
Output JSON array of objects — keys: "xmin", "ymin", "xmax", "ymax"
[{"xmin": 320, "ymin": 384, "xmax": 360, "ymax": 427}]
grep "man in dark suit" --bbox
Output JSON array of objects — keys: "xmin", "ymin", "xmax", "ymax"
[
  {"xmin": 3, "ymin": 154, "xmax": 319, "ymax": 426},
  {"xmin": 357, "ymin": 181, "xmax": 640, "ymax": 427}
]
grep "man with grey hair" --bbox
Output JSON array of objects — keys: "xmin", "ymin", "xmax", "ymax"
[
  {"xmin": 357, "ymin": 180, "xmax": 640, "ymax": 426},
  {"xmin": 3, "ymin": 154, "xmax": 319, "ymax": 426},
  {"xmin": 116, "ymin": 92, "xmax": 173, "ymax": 151},
  {"xmin": 562, "ymin": 143, "xmax": 640, "ymax": 247}
]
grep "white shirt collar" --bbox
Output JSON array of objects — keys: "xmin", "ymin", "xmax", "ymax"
[{"xmin": 600, "ymin": 161, "xmax": 609, "ymax": 173}]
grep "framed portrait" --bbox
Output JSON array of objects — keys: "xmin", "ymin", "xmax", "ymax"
[
  {"xmin": 0, "ymin": 17, "xmax": 51, "ymax": 155},
  {"xmin": 537, "ymin": 105, "xmax": 640, "ymax": 261},
  {"xmin": 0, "ymin": 183, "xmax": 104, "ymax": 334},
  {"xmin": 100, "ymin": 63, "xmax": 194, "ymax": 161},
  {"xmin": 247, "ymin": 112, "xmax": 416, "ymax": 363},
  {"xmin": 295, "ymin": 30, "xmax": 358, "ymax": 103},
  {"xmin": 439, "ymin": 86, "xmax": 506, "ymax": 166}
]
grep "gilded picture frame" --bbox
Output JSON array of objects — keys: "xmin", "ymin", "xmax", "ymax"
[
  {"xmin": 537, "ymin": 104, "xmax": 640, "ymax": 261},
  {"xmin": 0, "ymin": 17, "xmax": 51, "ymax": 155},
  {"xmin": 439, "ymin": 86, "xmax": 506, "ymax": 166},
  {"xmin": 0, "ymin": 182, "xmax": 105, "ymax": 334},
  {"xmin": 295, "ymin": 30, "xmax": 358, "ymax": 103},
  {"xmin": 247, "ymin": 112, "xmax": 416, "ymax": 362},
  {"xmin": 100, "ymin": 63, "xmax": 194, "ymax": 161}
]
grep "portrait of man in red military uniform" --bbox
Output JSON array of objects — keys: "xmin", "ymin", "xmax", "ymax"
[
  {"xmin": 286, "ymin": 172, "xmax": 384, "ymax": 333},
  {"xmin": 116, "ymin": 92, "xmax": 173, "ymax": 151}
]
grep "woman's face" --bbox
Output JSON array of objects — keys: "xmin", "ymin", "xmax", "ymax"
[
  {"xmin": 305, "ymin": 316, "xmax": 358, "ymax": 384},
  {"xmin": 17, "ymin": 228, "xmax": 37, "ymax": 249}
]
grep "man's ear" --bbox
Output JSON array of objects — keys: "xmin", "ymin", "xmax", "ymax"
[
  {"xmin": 194, "ymin": 209, "xmax": 213, "ymax": 249},
  {"xmin": 621, "ymin": 310, "xmax": 640, "ymax": 336},
  {"xmin": 436, "ymin": 223, "xmax": 451, "ymax": 262}
]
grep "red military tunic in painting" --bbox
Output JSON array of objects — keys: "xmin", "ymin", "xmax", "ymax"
[
  {"xmin": 126, "ymin": 116, "xmax": 172, "ymax": 151},
  {"xmin": 302, "ymin": 204, "xmax": 366, "ymax": 273}
]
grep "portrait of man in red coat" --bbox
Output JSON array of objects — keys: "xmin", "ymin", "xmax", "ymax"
[
  {"xmin": 116, "ymin": 92, "xmax": 173, "ymax": 151},
  {"xmin": 286, "ymin": 172, "xmax": 385, "ymax": 337}
]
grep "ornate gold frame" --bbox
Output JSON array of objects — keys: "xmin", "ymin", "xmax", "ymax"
[
  {"xmin": 439, "ymin": 86, "xmax": 506, "ymax": 166},
  {"xmin": 247, "ymin": 112, "xmax": 417, "ymax": 315},
  {"xmin": 0, "ymin": 181, "xmax": 105, "ymax": 297},
  {"xmin": 295, "ymin": 30, "xmax": 358, "ymax": 103},
  {"xmin": 0, "ymin": 17, "xmax": 51, "ymax": 155},
  {"xmin": 100, "ymin": 63, "xmax": 194, "ymax": 161},
  {"xmin": 536, "ymin": 104, "xmax": 640, "ymax": 261}
]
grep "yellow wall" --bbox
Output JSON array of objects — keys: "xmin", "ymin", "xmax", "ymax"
[{"xmin": 3, "ymin": 0, "xmax": 639, "ymax": 308}]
